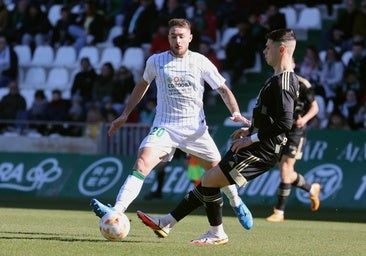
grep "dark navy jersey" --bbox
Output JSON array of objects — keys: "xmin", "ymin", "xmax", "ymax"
[
  {"xmin": 251, "ymin": 71, "xmax": 299, "ymax": 141},
  {"xmin": 295, "ymin": 75, "xmax": 315, "ymax": 118}
]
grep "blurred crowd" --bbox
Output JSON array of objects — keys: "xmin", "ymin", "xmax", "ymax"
[{"xmin": 0, "ymin": 0, "xmax": 365, "ymax": 137}]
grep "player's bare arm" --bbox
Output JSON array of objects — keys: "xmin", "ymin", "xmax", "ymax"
[
  {"xmin": 296, "ymin": 100, "xmax": 319, "ymax": 128},
  {"xmin": 108, "ymin": 79, "xmax": 150, "ymax": 137},
  {"xmin": 216, "ymin": 84, "xmax": 251, "ymax": 125}
]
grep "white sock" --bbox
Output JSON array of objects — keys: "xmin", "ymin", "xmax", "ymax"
[
  {"xmin": 275, "ymin": 209, "xmax": 284, "ymax": 215},
  {"xmin": 310, "ymin": 184, "xmax": 316, "ymax": 195},
  {"xmin": 160, "ymin": 214, "xmax": 177, "ymax": 229},
  {"xmin": 221, "ymin": 184, "xmax": 241, "ymax": 207},
  {"xmin": 210, "ymin": 224, "xmax": 226, "ymax": 237},
  {"xmin": 114, "ymin": 173, "xmax": 144, "ymax": 212}
]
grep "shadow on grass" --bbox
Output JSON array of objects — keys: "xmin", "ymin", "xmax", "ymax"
[{"xmin": 1, "ymin": 196, "xmax": 366, "ymax": 224}]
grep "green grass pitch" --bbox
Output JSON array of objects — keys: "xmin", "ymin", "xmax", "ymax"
[{"xmin": 1, "ymin": 198, "xmax": 365, "ymax": 256}]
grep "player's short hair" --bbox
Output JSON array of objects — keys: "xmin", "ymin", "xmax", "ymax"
[
  {"xmin": 266, "ymin": 29, "xmax": 296, "ymax": 43},
  {"xmin": 168, "ymin": 18, "xmax": 191, "ymax": 31},
  {"xmin": 267, "ymin": 28, "xmax": 296, "ymax": 54}
]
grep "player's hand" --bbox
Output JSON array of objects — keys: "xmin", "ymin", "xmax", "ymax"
[
  {"xmin": 231, "ymin": 137, "xmax": 252, "ymax": 152},
  {"xmin": 295, "ymin": 114, "xmax": 306, "ymax": 128},
  {"xmin": 108, "ymin": 114, "xmax": 128, "ymax": 137},
  {"xmin": 231, "ymin": 127, "xmax": 250, "ymax": 139},
  {"xmin": 229, "ymin": 114, "xmax": 251, "ymax": 125}
]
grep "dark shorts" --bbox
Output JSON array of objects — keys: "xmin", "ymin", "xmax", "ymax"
[
  {"xmin": 219, "ymin": 142, "xmax": 282, "ymax": 187},
  {"xmin": 281, "ymin": 128, "xmax": 306, "ymax": 160}
]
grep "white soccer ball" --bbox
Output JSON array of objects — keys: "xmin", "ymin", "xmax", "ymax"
[{"xmin": 99, "ymin": 211, "xmax": 130, "ymax": 241}]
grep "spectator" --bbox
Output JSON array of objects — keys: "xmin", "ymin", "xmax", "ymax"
[
  {"xmin": 215, "ymin": 0, "xmax": 238, "ymax": 29},
  {"xmin": 318, "ymin": 47, "xmax": 344, "ymax": 102},
  {"xmin": 84, "ymin": 106, "xmax": 103, "ymax": 139},
  {"xmin": 158, "ymin": 0, "xmax": 186, "ymax": 22},
  {"xmin": 340, "ymin": 69, "xmax": 361, "ymax": 102},
  {"xmin": 43, "ymin": 89, "xmax": 70, "ymax": 135},
  {"xmin": 0, "ymin": 34, "xmax": 18, "ymax": 88},
  {"xmin": 68, "ymin": 0, "xmax": 106, "ymax": 53},
  {"xmin": 99, "ymin": 0, "xmax": 125, "ymax": 28},
  {"xmin": 198, "ymin": 39, "xmax": 222, "ymax": 104},
  {"xmin": 327, "ymin": 110, "xmax": 350, "ymax": 130},
  {"xmin": 70, "ymin": 57, "xmax": 98, "ymax": 108},
  {"xmin": 299, "ymin": 45, "xmax": 321, "ymax": 85},
  {"xmin": 111, "ymin": 65, "xmax": 135, "ymax": 113},
  {"xmin": 6, "ymin": 0, "xmax": 28, "ymax": 44},
  {"xmin": 21, "ymin": 3, "xmax": 52, "ymax": 50},
  {"xmin": 138, "ymin": 98, "xmax": 156, "ymax": 124},
  {"xmin": 320, "ymin": 0, "xmax": 359, "ymax": 52},
  {"xmin": 345, "ymin": 40, "xmax": 366, "ymax": 86},
  {"xmin": 27, "ymin": 89, "xmax": 48, "ymax": 133},
  {"xmin": 338, "ymin": 89, "xmax": 360, "ymax": 129},
  {"xmin": 100, "ymin": 96, "xmax": 118, "ymax": 123},
  {"xmin": 353, "ymin": 0, "xmax": 366, "ymax": 41},
  {"xmin": 113, "ymin": 0, "xmax": 158, "ymax": 51},
  {"xmin": 50, "ymin": 5, "xmax": 76, "ymax": 48},
  {"xmin": 65, "ymin": 93, "xmax": 84, "ymax": 137},
  {"xmin": 0, "ymin": 0, "xmax": 9, "ymax": 34},
  {"xmin": 190, "ymin": 0, "xmax": 218, "ymax": 44},
  {"xmin": 247, "ymin": 12, "xmax": 266, "ymax": 52},
  {"xmin": 353, "ymin": 99, "xmax": 366, "ymax": 130},
  {"xmin": 262, "ymin": 4, "xmax": 286, "ymax": 32},
  {"xmin": 149, "ymin": 19, "xmax": 170, "ymax": 56},
  {"xmin": 223, "ymin": 18, "xmax": 256, "ymax": 84},
  {"xmin": 0, "ymin": 80, "xmax": 26, "ymax": 131},
  {"xmin": 92, "ymin": 62, "xmax": 115, "ymax": 108}
]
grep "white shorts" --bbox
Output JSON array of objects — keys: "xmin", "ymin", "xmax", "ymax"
[{"xmin": 139, "ymin": 124, "xmax": 221, "ymax": 162}]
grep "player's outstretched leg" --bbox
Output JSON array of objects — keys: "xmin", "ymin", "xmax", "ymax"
[
  {"xmin": 190, "ymin": 231, "xmax": 229, "ymax": 245},
  {"xmin": 90, "ymin": 198, "xmax": 114, "ymax": 218},
  {"xmin": 232, "ymin": 199, "xmax": 253, "ymax": 230},
  {"xmin": 137, "ymin": 210, "xmax": 170, "ymax": 238},
  {"xmin": 310, "ymin": 183, "xmax": 321, "ymax": 211}
]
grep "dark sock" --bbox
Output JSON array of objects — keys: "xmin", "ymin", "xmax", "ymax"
[
  {"xmin": 155, "ymin": 169, "xmax": 165, "ymax": 194},
  {"xmin": 202, "ymin": 186, "xmax": 223, "ymax": 226},
  {"xmin": 276, "ymin": 183, "xmax": 291, "ymax": 211},
  {"xmin": 292, "ymin": 173, "xmax": 311, "ymax": 192},
  {"xmin": 170, "ymin": 184, "xmax": 204, "ymax": 221}
]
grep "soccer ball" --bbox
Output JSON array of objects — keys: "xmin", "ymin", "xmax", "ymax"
[{"xmin": 99, "ymin": 211, "xmax": 130, "ymax": 241}]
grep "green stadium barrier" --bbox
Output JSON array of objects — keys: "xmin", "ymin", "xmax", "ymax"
[{"xmin": 0, "ymin": 128, "xmax": 365, "ymax": 209}]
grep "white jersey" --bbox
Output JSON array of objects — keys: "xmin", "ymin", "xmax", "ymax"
[{"xmin": 143, "ymin": 50, "xmax": 225, "ymax": 128}]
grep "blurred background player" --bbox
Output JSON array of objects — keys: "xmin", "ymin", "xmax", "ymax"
[{"xmin": 266, "ymin": 59, "xmax": 321, "ymax": 222}]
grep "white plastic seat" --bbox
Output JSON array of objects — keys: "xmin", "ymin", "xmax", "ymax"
[
  {"xmin": 155, "ymin": 0, "xmax": 165, "ymax": 11},
  {"xmin": 341, "ymin": 51, "xmax": 353, "ymax": 66},
  {"xmin": 294, "ymin": 7, "xmax": 322, "ymax": 30},
  {"xmin": 220, "ymin": 27, "xmax": 239, "ymax": 49},
  {"xmin": 99, "ymin": 47, "xmax": 122, "ymax": 69},
  {"xmin": 53, "ymin": 46, "xmax": 77, "ymax": 67},
  {"xmin": 121, "ymin": 47, "xmax": 145, "ymax": 77},
  {"xmin": 22, "ymin": 67, "xmax": 47, "ymax": 89},
  {"xmin": 319, "ymin": 50, "xmax": 326, "ymax": 63},
  {"xmin": 216, "ymin": 27, "xmax": 239, "ymax": 60},
  {"xmin": 97, "ymin": 26, "xmax": 123, "ymax": 48},
  {"xmin": 47, "ymin": 4, "xmax": 63, "ymax": 27},
  {"xmin": 46, "ymin": 67, "xmax": 70, "ymax": 90},
  {"xmin": 14, "ymin": 45, "xmax": 32, "ymax": 67},
  {"xmin": 279, "ymin": 6, "xmax": 297, "ymax": 28},
  {"xmin": 244, "ymin": 53, "xmax": 262, "ymax": 74},
  {"xmin": 77, "ymin": 46, "xmax": 100, "ymax": 67},
  {"xmin": 121, "ymin": 47, "xmax": 145, "ymax": 82},
  {"xmin": 20, "ymin": 88, "xmax": 36, "ymax": 110},
  {"xmin": 31, "ymin": 45, "xmax": 54, "ymax": 67}
]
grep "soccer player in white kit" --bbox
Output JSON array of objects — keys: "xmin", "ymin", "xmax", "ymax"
[{"xmin": 91, "ymin": 18, "xmax": 253, "ymax": 230}]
